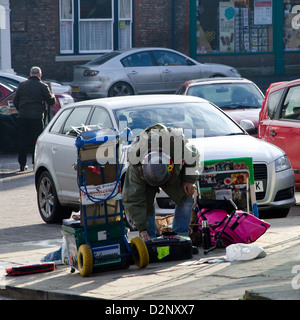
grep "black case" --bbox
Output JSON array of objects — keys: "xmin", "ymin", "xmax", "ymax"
[{"xmin": 146, "ymin": 234, "xmax": 193, "ymax": 263}]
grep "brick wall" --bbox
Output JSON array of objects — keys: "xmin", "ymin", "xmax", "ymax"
[
  {"xmin": 10, "ymin": 0, "xmax": 62, "ymax": 80},
  {"xmin": 134, "ymin": 0, "xmax": 190, "ymax": 56}
]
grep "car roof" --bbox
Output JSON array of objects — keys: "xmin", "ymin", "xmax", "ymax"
[
  {"xmin": 66, "ymin": 94, "xmax": 207, "ymax": 111},
  {"xmin": 182, "ymin": 77, "xmax": 254, "ymax": 86},
  {"xmin": 268, "ymin": 78, "xmax": 300, "ymax": 93},
  {"xmin": 85, "ymin": 47, "xmax": 197, "ymax": 66}
]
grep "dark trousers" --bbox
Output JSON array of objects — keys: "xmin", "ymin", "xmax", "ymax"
[{"xmin": 18, "ymin": 117, "xmax": 44, "ymax": 167}]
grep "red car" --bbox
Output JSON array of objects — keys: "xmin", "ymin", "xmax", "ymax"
[
  {"xmin": 0, "ymin": 80, "xmax": 76, "ymax": 152},
  {"xmin": 0, "ymin": 80, "xmax": 76, "ymax": 115},
  {"xmin": 258, "ymin": 79, "xmax": 300, "ymax": 190},
  {"xmin": 176, "ymin": 78, "xmax": 264, "ymax": 136}
]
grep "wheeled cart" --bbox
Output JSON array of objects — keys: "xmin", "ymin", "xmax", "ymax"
[{"xmin": 63, "ymin": 128, "xmax": 149, "ymax": 277}]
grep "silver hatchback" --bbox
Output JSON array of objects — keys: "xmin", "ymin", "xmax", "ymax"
[{"xmin": 70, "ymin": 47, "xmax": 240, "ymax": 100}]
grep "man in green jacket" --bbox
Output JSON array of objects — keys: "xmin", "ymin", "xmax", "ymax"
[{"xmin": 122, "ymin": 124, "xmax": 200, "ymax": 242}]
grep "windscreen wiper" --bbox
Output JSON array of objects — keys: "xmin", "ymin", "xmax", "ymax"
[
  {"xmin": 221, "ymin": 104, "xmax": 259, "ymax": 109},
  {"xmin": 225, "ymin": 132, "xmax": 246, "ymax": 136}
]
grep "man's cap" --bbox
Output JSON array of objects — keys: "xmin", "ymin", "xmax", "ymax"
[{"xmin": 142, "ymin": 151, "xmax": 173, "ymax": 186}]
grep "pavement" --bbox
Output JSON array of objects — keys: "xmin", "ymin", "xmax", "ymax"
[
  {"xmin": 0, "ymin": 194, "xmax": 299, "ymax": 301},
  {"xmin": 2, "ymin": 73, "xmax": 300, "ymax": 303}
]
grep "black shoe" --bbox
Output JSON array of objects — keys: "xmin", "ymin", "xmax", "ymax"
[{"xmin": 20, "ymin": 165, "xmax": 28, "ymax": 172}]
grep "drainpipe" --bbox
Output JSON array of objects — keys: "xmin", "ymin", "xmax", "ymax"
[
  {"xmin": 171, "ymin": 0, "xmax": 175, "ymax": 49},
  {"xmin": 190, "ymin": 0, "xmax": 197, "ymax": 59},
  {"xmin": 274, "ymin": 1, "xmax": 285, "ymax": 74}
]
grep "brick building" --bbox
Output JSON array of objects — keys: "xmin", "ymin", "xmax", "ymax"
[
  {"xmin": 0, "ymin": 0, "xmax": 300, "ymax": 83},
  {"xmin": 5, "ymin": 0, "xmax": 191, "ymax": 82}
]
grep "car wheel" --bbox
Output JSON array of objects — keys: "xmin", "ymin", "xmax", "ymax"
[
  {"xmin": 37, "ymin": 171, "xmax": 71, "ymax": 223},
  {"xmin": 108, "ymin": 82, "xmax": 134, "ymax": 97}
]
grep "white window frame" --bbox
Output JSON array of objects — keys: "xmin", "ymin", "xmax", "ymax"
[
  {"xmin": 78, "ymin": 0, "xmax": 114, "ymax": 54},
  {"xmin": 118, "ymin": 0, "xmax": 132, "ymax": 50},
  {"xmin": 59, "ymin": 0, "xmax": 74, "ymax": 54}
]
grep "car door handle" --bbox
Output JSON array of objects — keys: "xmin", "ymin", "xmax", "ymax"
[
  {"xmin": 269, "ymin": 131, "xmax": 277, "ymax": 136},
  {"xmin": 162, "ymin": 69, "xmax": 171, "ymax": 73},
  {"xmin": 52, "ymin": 146, "xmax": 58, "ymax": 153},
  {"xmin": 129, "ymin": 70, "xmax": 138, "ymax": 75}
]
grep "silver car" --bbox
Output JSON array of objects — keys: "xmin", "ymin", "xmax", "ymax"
[
  {"xmin": 70, "ymin": 47, "xmax": 241, "ymax": 100},
  {"xmin": 34, "ymin": 95, "xmax": 295, "ymax": 225}
]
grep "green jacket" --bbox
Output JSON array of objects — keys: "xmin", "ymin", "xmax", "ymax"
[{"xmin": 122, "ymin": 124, "xmax": 200, "ymax": 231}]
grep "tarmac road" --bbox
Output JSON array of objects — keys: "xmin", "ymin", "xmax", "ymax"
[{"xmin": 0, "ymin": 154, "xmax": 62, "ymax": 245}]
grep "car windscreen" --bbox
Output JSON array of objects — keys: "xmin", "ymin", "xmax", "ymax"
[
  {"xmin": 86, "ymin": 52, "xmax": 121, "ymax": 66},
  {"xmin": 187, "ymin": 83, "xmax": 264, "ymax": 109},
  {"xmin": 114, "ymin": 101, "xmax": 244, "ymax": 140}
]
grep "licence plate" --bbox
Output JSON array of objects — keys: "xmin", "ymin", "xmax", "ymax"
[
  {"xmin": 72, "ymin": 87, "xmax": 80, "ymax": 93},
  {"xmin": 255, "ymin": 180, "xmax": 264, "ymax": 192}
]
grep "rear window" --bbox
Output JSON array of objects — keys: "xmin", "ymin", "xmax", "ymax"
[{"xmin": 86, "ymin": 52, "xmax": 121, "ymax": 66}]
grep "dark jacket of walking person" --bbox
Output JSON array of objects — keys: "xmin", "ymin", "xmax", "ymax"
[{"xmin": 13, "ymin": 66, "xmax": 56, "ymax": 171}]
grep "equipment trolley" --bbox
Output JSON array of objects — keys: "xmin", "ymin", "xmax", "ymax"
[{"xmin": 62, "ymin": 128, "xmax": 149, "ymax": 277}]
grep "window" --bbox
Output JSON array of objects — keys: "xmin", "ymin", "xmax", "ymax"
[
  {"xmin": 89, "ymin": 107, "xmax": 113, "ymax": 128},
  {"xmin": 79, "ymin": 0, "xmax": 113, "ymax": 53},
  {"xmin": 197, "ymin": 0, "xmax": 273, "ymax": 54},
  {"xmin": 121, "ymin": 52, "xmax": 154, "ymax": 67},
  {"xmin": 50, "ymin": 108, "xmax": 72, "ymax": 133},
  {"xmin": 281, "ymin": 86, "xmax": 300, "ymax": 120},
  {"xmin": 284, "ymin": 1, "xmax": 300, "ymax": 51},
  {"xmin": 152, "ymin": 50, "xmax": 192, "ymax": 66},
  {"xmin": 62, "ymin": 107, "xmax": 92, "ymax": 135},
  {"xmin": 119, "ymin": 0, "xmax": 132, "ymax": 49},
  {"xmin": 268, "ymin": 89, "xmax": 284, "ymax": 119},
  {"xmin": 60, "ymin": 0, "xmax": 74, "ymax": 53},
  {"xmin": 59, "ymin": 0, "xmax": 132, "ymax": 54}
]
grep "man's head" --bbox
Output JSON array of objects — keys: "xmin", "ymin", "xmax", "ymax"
[
  {"xmin": 142, "ymin": 151, "xmax": 174, "ymax": 186},
  {"xmin": 30, "ymin": 66, "xmax": 42, "ymax": 79}
]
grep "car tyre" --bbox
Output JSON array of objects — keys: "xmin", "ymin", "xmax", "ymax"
[
  {"xmin": 37, "ymin": 171, "xmax": 72, "ymax": 223},
  {"xmin": 108, "ymin": 82, "xmax": 134, "ymax": 97}
]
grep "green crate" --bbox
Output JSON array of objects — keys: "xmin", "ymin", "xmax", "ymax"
[
  {"xmin": 62, "ymin": 221, "xmax": 123, "ymax": 247},
  {"xmin": 62, "ymin": 222, "xmax": 130, "ymax": 272}
]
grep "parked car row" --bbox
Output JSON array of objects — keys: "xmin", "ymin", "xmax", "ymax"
[
  {"xmin": 1, "ymin": 48, "xmax": 298, "ymax": 224},
  {"xmin": 34, "ymin": 95, "xmax": 295, "ymax": 225}
]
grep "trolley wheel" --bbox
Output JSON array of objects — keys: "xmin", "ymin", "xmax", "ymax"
[
  {"xmin": 78, "ymin": 244, "xmax": 93, "ymax": 277},
  {"xmin": 130, "ymin": 237, "xmax": 149, "ymax": 268}
]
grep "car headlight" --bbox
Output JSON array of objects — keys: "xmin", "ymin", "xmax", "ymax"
[{"xmin": 275, "ymin": 155, "xmax": 291, "ymax": 172}]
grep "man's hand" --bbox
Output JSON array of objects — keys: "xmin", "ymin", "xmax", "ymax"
[
  {"xmin": 140, "ymin": 230, "xmax": 151, "ymax": 242},
  {"xmin": 182, "ymin": 182, "xmax": 195, "ymax": 198}
]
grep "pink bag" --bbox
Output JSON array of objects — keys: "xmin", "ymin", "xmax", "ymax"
[{"xmin": 197, "ymin": 201, "xmax": 270, "ymax": 247}]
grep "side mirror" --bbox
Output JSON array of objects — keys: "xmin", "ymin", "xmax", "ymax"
[{"xmin": 240, "ymin": 119, "xmax": 255, "ymax": 133}]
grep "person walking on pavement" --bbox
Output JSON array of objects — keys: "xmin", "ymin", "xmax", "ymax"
[
  {"xmin": 122, "ymin": 123, "xmax": 201, "ymax": 242},
  {"xmin": 13, "ymin": 66, "xmax": 56, "ymax": 171}
]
